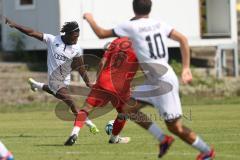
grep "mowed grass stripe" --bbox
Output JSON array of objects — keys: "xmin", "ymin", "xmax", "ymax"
[{"xmin": 0, "ymin": 104, "xmax": 239, "ymax": 160}]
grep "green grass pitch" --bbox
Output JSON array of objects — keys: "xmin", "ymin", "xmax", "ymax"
[{"xmin": 0, "ymin": 104, "xmax": 239, "ymax": 160}]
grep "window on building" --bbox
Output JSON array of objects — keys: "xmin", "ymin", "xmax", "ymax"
[
  {"xmin": 20, "ymin": 0, "xmax": 33, "ymax": 5},
  {"xmin": 200, "ymin": 0, "xmax": 231, "ymax": 38},
  {"xmin": 16, "ymin": 0, "xmax": 35, "ymax": 10}
]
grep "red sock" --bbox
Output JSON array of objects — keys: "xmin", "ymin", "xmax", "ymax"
[
  {"xmin": 74, "ymin": 110, "xmax": 88, "ymax": 128},
  {"xmin": 112, "ymin": 118, "xmax": 126, "ymax": 136}
]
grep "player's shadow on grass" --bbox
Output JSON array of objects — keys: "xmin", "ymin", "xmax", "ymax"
[
  {"xmin": 35, "ymin": 143, "xmax": 98, "ymax": 147},
  {"xmin": 55, "ymin": 98, "xmax": 115, "ymax": 121},
  {"xmin": 35, "ymin": 143, "xmax": 104, "ymax": 147},
  {"xmin": 35, "ymin": 144, "xmax": 64, "ymax": 147}
]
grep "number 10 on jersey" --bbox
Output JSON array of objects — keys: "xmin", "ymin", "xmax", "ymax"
[{"xmin": 146, "ymin": 33, "xmax": 166, "ymax": 59}]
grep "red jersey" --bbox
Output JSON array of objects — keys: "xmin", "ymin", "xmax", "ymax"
[{"xmin": 96, "ymin": 37, "xmax": 138, "ymax": 98}]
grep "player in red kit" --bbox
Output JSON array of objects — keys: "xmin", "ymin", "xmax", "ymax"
[{"xmin": 65, "ymin": 37, "xmax": 139, "ymax": 145}]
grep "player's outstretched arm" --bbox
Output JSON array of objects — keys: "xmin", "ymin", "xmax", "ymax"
[
  {"xmin": 5, "ymin": 17, "xmax": 43, "ymax": 41},
  {"xmin": 169, "ymin": 30, "xmax": 192, "ymax": 84},
  {"xmin": 83, "ymin": 13, "xmax": 115, "ymax": 39}
]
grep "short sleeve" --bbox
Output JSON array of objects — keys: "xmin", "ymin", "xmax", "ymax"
[
  {"xmin": 43, "ymin": 33, "xmax": 55, "ymax": 44},
  {"xmin": 161, "ymin": 22, "xmax": 174, "ymax": 37},
  {"xmin": 75, "ymin": 46, "xmax": 83, "ymax": 57},
  {"xmin": 113, "ymin": 21, "xmax": 131, "ymax": 37}
]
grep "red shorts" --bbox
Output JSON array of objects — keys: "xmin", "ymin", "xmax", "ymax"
[{"xmin": 86, "ymin": 84, "xmax": 129, "ymax": 113}]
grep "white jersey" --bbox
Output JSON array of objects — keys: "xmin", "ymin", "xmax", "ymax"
[
  {"xmin": 114, "ymin": 18, "xmax": 173, "ymax": 80},
  {"xmin": 114, "ymin": 18, "xmax": 183, "ymax": 120},
  {"xmin": 43, "ymin": 34, "xmax": 83, "ymax": 85}
]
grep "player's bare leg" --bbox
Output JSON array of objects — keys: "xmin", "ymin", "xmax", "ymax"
[
  {"xmin": 165, "ymin": 118, "xmax": 196, "ymax": 144},
  {"xmin": 165, "ymin": 119, "xmax": 215, "ymax": 159},
  {"xmin": 55, "ymin": 87, "xmax": 80, "ymax": 115},
  {"xmin": 29, "ymin": 78, "xmax": 80, "ymax": 114},
  {"xmin": 122, "ymin": 98, "xmax": 174, "ymax": 158},
  {"xmin": 28, "ymin": 78, "xmax": 99, "ymax": 135},
  {"xmin": 42, "ymin": 85, "xmax": 54, "ymax": 95},
  {"xmin": 55, "ymin": 88, "xmax": 99, "ymax": 134}
]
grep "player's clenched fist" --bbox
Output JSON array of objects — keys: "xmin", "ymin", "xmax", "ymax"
[
  {"xmin": 83, "ymin": 13, "xmax": 93, "ymax": 21},
  {"xmin": 181, "ymin": 68, "xmax": 192, "ymax": 84},
  {"xmin": 5, "ymin": 17, "xmax": 16, "ymax": 28}
]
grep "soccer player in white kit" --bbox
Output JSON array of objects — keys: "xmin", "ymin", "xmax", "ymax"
[
  {"xmin": 83, "ymin": 0, "xmax": 215, "ymax": 159},
  {"xmin": 0, "ymin": 141, "xmax": 14, "ymax": 160},
  {"xmin": 4, "ymin": 18, "xmax": 99, "ymax": 136}
]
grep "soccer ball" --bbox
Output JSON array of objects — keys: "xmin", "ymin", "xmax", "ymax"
[{"xmin": 105, "ymin": 120, "xmax": 115, "ymax": 135}]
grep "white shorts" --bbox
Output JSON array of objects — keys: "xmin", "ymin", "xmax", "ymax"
[
  {"xmin": 48, "ymin": 75, "xmax": 70, "ymax": 95},
  {"xmin": 132, "ymin": 67, "xmax": 182, "ymax": 121}
]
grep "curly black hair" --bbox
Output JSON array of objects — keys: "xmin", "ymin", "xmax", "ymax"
[{"xmin": 60, "ymin": 21, "xmax": 79, "ymax": 33}]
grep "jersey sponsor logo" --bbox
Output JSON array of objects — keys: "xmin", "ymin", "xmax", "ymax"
[{"xmin": 54, "ymin": 53, "xmax": 68, "ymax": 61}]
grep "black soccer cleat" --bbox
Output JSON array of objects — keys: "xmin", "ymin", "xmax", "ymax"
[
  {"xmin": 64, "ymin": 134, "xmax": 78, "ymax": 146},
  {"xmin": 158, "ymin": 135, "xmax": 174, "ymax": 158}
]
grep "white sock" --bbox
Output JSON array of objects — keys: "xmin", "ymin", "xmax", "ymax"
[
  {"xmin": 192, "ymin": 136, "xmax": 211, "ymax": 153},
  {"xmin": 71, "ymin": 127, "xmax": 80, "ymax": 136},
  {"xmin": 0, "ymin": 141, "xmax": 9, "ymax": 157},
  {"xmin": 110, "ymin": 135, "xmax": 119, "ymax": 142},
  {"xmin": 148, "ymin": 123, "xmax": 165, "ymax": 142},
  {"xmin": 85, "ymin": 117, "xmax": 95, "ymax": 128},
  {"xmin": 35, "ymin": 82, "xmax": 44, "ymax": 90},
  {"xmin": 31, "ymin": 79, "xmax": 44, "ymax": 90}
]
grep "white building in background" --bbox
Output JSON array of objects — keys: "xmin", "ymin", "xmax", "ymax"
[
  {"xmin": 0, "ymin": 0, "xmax": 3, "ymax": 47},
  {"xmin": 0, "ymin": 0, "xmax": 2, "ymax": 23},
  {"xmin": 0, "ymin": 0, "xmax": 239, "ymax": 76}
]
